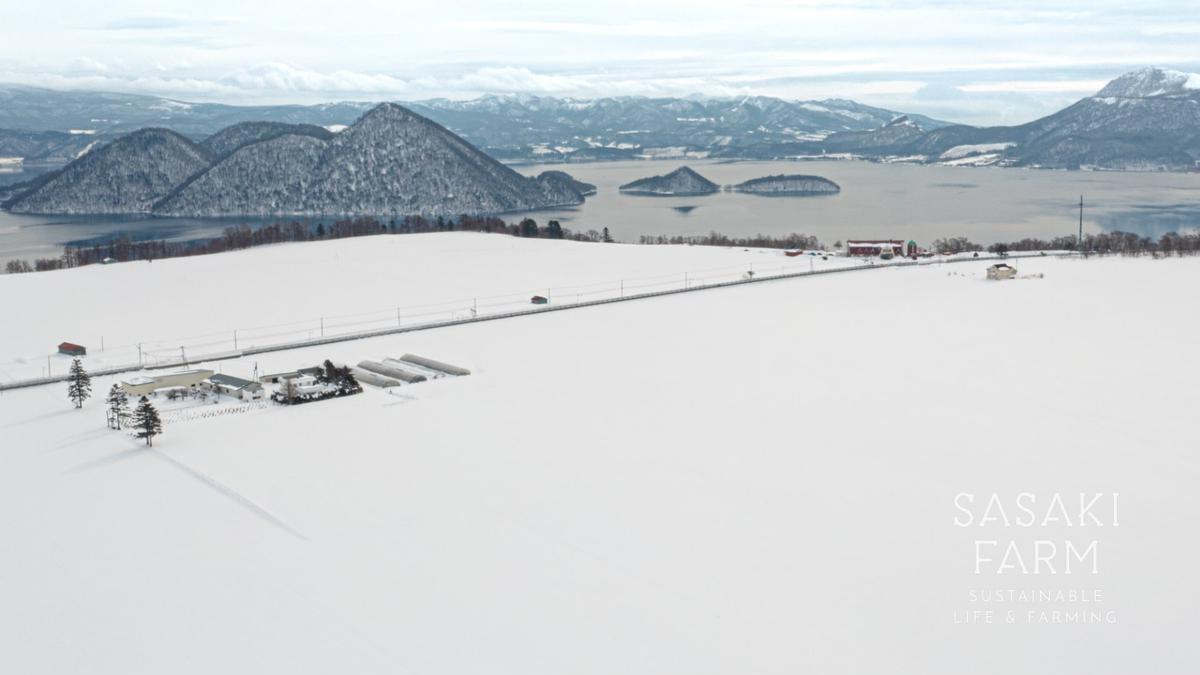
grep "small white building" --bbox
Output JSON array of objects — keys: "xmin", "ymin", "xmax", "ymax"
[
  {"xmin": 276, "ymin": 373, "xmax": 326, "ymax": 401},
  {"xmin": 121, "ymin": 369, "xmax": 215, "ymax": 396},
  {"xmin": 208, "ymin": 373, "xmax": 265, "ymax": 401}
]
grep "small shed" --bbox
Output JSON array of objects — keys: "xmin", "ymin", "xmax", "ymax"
[
  {"xmin": 58, "ymin": 342, "xmax": 87, "ymax": 356},
  {"xmin": 531, "ymin": 295, "xmax": 549, "ymax": 305}
]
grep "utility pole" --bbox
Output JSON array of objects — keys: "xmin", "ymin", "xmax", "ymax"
[{"xmin": 233, "ymin": 330, "xmax": 238, "ymax": 350}]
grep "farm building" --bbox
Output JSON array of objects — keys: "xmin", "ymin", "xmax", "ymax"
[
  {"xmin": 359, "ymin": 360, "xmax": 427, "ymax": 383},
  {"xmin": 987, "ymin": 263, "xmax": 1017, "ymax": 280},
  {"xmin": 399, "ymin": 354, "xmax": 471, "ymax": 376},
  {"xmin": 259, "ymin": 367, "xmax": 323, "ymax": 384},
  {"xmin": 120, "ymin": 369, "xmax": 215, "ymax": 396},
  {"xmin": 58, "ymin": 342, "xmax": 87, "ymax": 356},
  {"xmin": 531, "ymin": 295, "xmax": 549, "ymax": 305},
  {"xmin": 846, "ymin": 240, "xmax": 904, "ymax": 257},
  {"xmin": 208, "ymin": 373, "xmax": 265, "ymax": 401},
  {"xmin": 347, "ymin": 367, "xmax": 401, "ymax": 388},
  {"xmin": 276, "ymin": 373, "xmax": 326, "ymax": 401}
]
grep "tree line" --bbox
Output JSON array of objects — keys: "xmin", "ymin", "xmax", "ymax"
[
  {"xmin": 639, "ymin": 231, "xmax": 820, "ymax": 250},
  {"xmin": 3, "ymin": 215, "xmax": 614, "ymax": 273}
]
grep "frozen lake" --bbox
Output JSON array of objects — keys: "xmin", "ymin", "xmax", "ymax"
[
  {"xmin": 2, "ymin": 159, "xmax": 1198, "ymax": 265},
  {"xmin": 506, "ymin": 159, "xmax": 1200, "ymax": 245}
]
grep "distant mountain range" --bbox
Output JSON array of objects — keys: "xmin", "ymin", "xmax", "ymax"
[
  {"xmin": 0, "ymin": 84, "xmax": 948, "ymax": 166},
  {"xmin": 4, "ymin": 104, "xmax": 592, "ymax": 217},
  {"xmin": 1, "ymin": 67, "xmax": 1197, "ymax": 173},
  {"xmin": 811, "ymin": 67, "xmax": 1200, "ymax": 171}
]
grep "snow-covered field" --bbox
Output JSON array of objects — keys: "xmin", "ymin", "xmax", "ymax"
[
  {"xmin": 2, "ymin": 236, "xmax": 1199, "ymax": 674},
  {"xmin": 0, "ymin": 233, "xmax": 874, "ymax": 383}
]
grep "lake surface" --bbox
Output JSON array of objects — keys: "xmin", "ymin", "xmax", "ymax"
[
  {"xmin": 2, "ymin": 159, "xmax": 1198, "ymax": 266},
  {"xmin": 508, "ymin": 159, "xmax": 1200, "ymax": 245}
]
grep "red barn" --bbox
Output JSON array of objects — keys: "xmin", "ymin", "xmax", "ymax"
[
  {"xmin": 58, "ymin": 342, "xmax": 87, "ymax": 356},
  {"xmin": 846, "ymin": 240, "xmax": 904, "ymax": 257}
]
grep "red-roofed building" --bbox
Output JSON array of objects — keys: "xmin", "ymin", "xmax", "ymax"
[
  {"xmin": 58, "ymin": 342, "xmax": 87, "ymax": 356},
  {"xmin": 847, "ymin": 240, "xmax": 904, "ymax": 257}
]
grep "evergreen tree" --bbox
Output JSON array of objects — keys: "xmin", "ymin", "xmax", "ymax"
[
  {"xmin": 315, "ymin": 223, "xmax": 326, "ymax": 238},
  {"xmin": 132, "ymin": 396, "xmax": 163, "ymax": 446},
  {"xmin": 105, "ymin": 384, "xmax": 130, "ymax": 430},
  {"xmin": 602, "ymin": 227, "xmax": 613, "ymax": 243},
  {"xmin": 66, "ymin": 358, "xmax": 92, "ymax": 409},
  {"xmin": 338, "ymin": 366, "xmax": 359, "ymax": 392},
  {"xmin": 546, "ymin": 220, "xmax": 564, "ymax": 239},
  {"xmin": 518, "ymin": 218, "xmax": 539, "ymax": 237}
]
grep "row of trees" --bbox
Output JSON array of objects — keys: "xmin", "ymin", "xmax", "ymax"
[
  {"xmin": 981, "ymin": 232, "xmax": 1200, "ymax": 256},
  {"xmin": 4, "ymin": 215, "xmax": 616, "ymax": 273},
  {"xmin": 639, "ymin": 231, "xmax": 820, "ymax": 249},
  {"xmin": 66, "ymin": 359, "xmax": 162, "ymax": 445}
]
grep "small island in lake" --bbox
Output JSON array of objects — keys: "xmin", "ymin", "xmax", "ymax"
[
  {"xmin": 537, "ymin": 170, "xmax": 597, "ymax": 196},
  {"xmin": 731, "ymin": 174, "xmax": 841, "ymax": 195},
  {"xmin": 619, "ymin": 166, "xmax": 719, "ymax": 196}
]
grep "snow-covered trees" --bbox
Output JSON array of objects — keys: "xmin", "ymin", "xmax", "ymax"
[
  {"xmin": 67, "ymin": 358, "xmax": 91, "ymax": 409},
  {"xmin": 4, "ymin": 259, "xmax": 32, "ymax": 274},
  {"xmin": 131, "ymin": 396, "xmax": 163, "ymax": 446},
  {"xmin": 932, "ymin": 237, "xmax": 983, "ymax": 254},
  {"xmin": 106, "ymin": 384, "xmax": 130, "ymax": 430}
]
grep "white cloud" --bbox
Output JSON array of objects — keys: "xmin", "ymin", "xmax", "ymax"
[
  {"xmin": 958, "ymin": 80, "xmax": 1109, "ymax": 94},
  {"xmin": 3, "ymin": 0, "xmax": 1200, "ymax": 124}
]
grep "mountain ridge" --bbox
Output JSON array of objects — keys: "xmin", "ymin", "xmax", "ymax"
[{"xmin": 6, "ymin": 104, "xmax": 592, "ymax": 217}]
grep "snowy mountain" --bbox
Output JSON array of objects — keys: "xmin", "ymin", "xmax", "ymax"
[
  {"xmin": 6, "ymin": 129, "xmax": 211, "ymax": 214},
  {"xmin": 0, "ymin": 128, "xmax": 113, "ymax": 165},
  {"xmin": 1095, "ymin": 67, "xmax": 1200, "ymax": 98},
  {"xmin": 814, "ymin": 67, "xmax": 1200, "ymax": 170},
  {"xmin": 405, "ymin": 95, "xmax": 951, "ymax": 161},
  {"xmin": 810, "ymin": 115, "xmax": 928, "ymax": 155},
  {"xmin": 3, "ymin": 68, "xmax": 1197, "ymax": 170},
  {"xmin": 0, "ymin": 85, "xmax": 374, "ymax": 137},
  {"xmin": 8, "ymin": 104, "xmax": 592, "ymax": 217},
  {"xmin": 619, "ymin": 166, "xmax": 720, "ymax": 195},
  {"xmin": 0, "ymin": 85, "xmax": 948, "ymax": 163},
  {"xmin": 200, "ymin": 121, "xmax": 335, "ymax": 159}
]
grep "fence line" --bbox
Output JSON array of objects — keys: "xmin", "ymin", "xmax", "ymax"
[{"xmin": 0, "ymin": 252, "xmax": 1059, "ymax": 391}]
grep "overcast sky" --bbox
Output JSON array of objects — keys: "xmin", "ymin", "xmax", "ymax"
[{"xmin": 3, "ymin": 0, "xmax": 1199, "ymax": 125}]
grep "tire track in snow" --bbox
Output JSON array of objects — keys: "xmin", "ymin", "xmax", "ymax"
[{"xmin": 150, "ymin": 449, "xmax": 309, "ymax": 541}]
